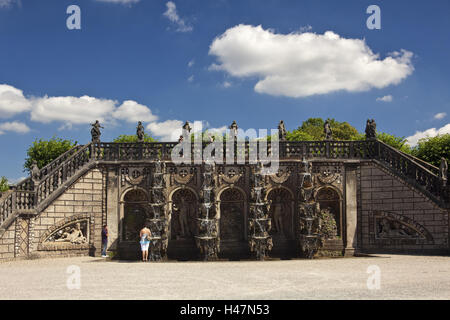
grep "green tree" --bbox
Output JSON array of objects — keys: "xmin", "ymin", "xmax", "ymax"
[
  {"xmin": 376, "ymin": 132, "xmax": 412, "ymax": 154},
  {"xmin": 113, "ymin": 134, "xmax": 157, "ymax": 143},
  {"xmin": 286, "ymin": 118, "xmax": 360, "ymax": 141},
  {"xmin": 0, "ymin": 176, "xmax": 9, "ymax": 192},
  {"xmin": 24, "ymin": 137, "xmax": 78, "ymax": 173},
  {"xmin": 411, "ymin": 134, "xmax": 450, "ymax": 167}
]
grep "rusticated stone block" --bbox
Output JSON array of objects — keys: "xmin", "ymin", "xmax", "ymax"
[
  {"xmin": 75, "ymin": 183, "xmax": 92, "ymax": 190},
  {"xmin": 54, "ymin": 205, "xmax": 74, "ymax": 213},
  {"xmin": 74, "ymin": 194, "xmax": 93, "ymax": 201},
  {"xmin": 372, "ymin": 191, "xmax": 392, "ymax": 199},
  {"xmin": 58, "ymin": 193, "xmax": 74, "ymax": 201}
]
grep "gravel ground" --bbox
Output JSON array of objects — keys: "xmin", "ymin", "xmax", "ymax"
[{"xmin": 0, "ymin": 254, "xmax": 449, "ymax": 300}]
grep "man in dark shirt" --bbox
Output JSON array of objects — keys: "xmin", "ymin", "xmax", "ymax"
[{"xmin": 101, "ymin": 225, "xmax": 108, "ymax": 258}]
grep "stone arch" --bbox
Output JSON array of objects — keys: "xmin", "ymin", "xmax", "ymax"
[
  {"xmin": 168, "ymin": 186, "xmax": 199, "ymax": 203},
  {"xmin": 120, "ymin": 188, "xmax": 150, "ymax": 241},
  {"xmin": 216, "ymin": 185, "xmax": 248, "ymax": 202},
  {"xmin": 315, "ymin": 186, "xmax": 343, "ymax": 237},
  {"xmin": 217, "ymin": 187, "xmax": 247, "ymax": 242},
  {"xmin": 38, "ymin": 213, "xmax": 93, "ymax": 248},
  {"xmin": 120, "ymin": 186, "xmax": 149, "ymax": 202},
  {"xmin": 266, "ymin": 187, "xmax": 295, "ymax": 239},
  {"xmin": 169, "ymin": 187, "xmax": 199, "ymax": 240}
]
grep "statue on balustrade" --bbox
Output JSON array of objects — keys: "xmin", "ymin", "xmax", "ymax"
[
  {"xmin": 324, "ymin": 120, "xmax": 333, "ymax": 140},
  {"xmin": 365, "ymin": 119, "xmax": 377, "ymax": 140},
  {"xmin": 182, "ymin": 121, "xmax": 192, "ymax": 139},
  {"xmin": 91, "ymin": 120, "xmax": 104, "ymax": 143},
  {"xmin": 31, "ymin": 160, "xmax": 40, "ymax": 185},
  {"xmin": 440, "ymin": 157, "xmax": 448, "ymax": 186},
  {"xmin": 136, "ymin": 121, "xmax": 145, "ymax": 142},
  {"xmin": 278, "ymin": 120, "xmax": 287, "ymax": 141},
  {"xmin": 229, "ymin": 120, "xmax": 238, "ymax": 140}
]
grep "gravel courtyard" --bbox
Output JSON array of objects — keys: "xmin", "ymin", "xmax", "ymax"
[{"xmin": 0, "ymin": 254, "xmax": 449, "ymax": 300}]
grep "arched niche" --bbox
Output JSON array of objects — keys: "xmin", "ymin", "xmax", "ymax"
[
  {"xmin": 267, "ymin": 187, "xmax": 295, "ymax": 239},
  {"xmin": 218, "ymin": 187, "xmax": 247, "ymax": 242},
  {"xmin": 169, "ymin": 188, "xmax": 198, "ymax": 240},
  {"xmin": 316, "ymin": 187, "xmax": 343, "ymax": 237},
  {"xmin": 121, "ymin": 188, "xmax": 149, "ymax": 242}
]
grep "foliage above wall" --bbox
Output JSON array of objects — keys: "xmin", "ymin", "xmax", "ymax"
[{"xmin": 24, "ymin": 136, "xmax": 78, "ymax": 173}]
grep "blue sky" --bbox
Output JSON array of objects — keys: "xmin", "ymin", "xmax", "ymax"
[{"xmin": 0, "ymin": 0, "xmax": 450, "ymax": 181}]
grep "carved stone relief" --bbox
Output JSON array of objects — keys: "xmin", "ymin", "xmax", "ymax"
[{"xmin": 372, "ymin": 211, "xmax": 434, "ymax": 245}]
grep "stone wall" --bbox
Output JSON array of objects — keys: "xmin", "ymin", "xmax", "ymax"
[
  {"xmin": 0, "ymin": 222, "xmax": 15, "ymax": 260},
  {"xmin": 32, "ymin": 169, "xmax": 104, "ymax": 258},
  {"xmin": 357, "ymin": 162, "xmax": 449, "ymax": 254},
  {"xmin": 0, "ymin": 168, "xmax": 105, "ymax": 261}
]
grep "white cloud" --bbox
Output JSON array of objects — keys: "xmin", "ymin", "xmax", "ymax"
[
  {"xmin": 299, "ymin": 25, "xmax": 312, "ymax": 33},
  {"xmin": 163, "ymin": 1, "xmax": 193, "ymax": 32},
  {"xmin": 8, "ymin": 176, "xmax": 26, "ymax": 185},
  {"xmin": 0, "ymin": 84, "xmax": 32, "ymax": 118},
  {"xmin": 376, "ymin": 95, "xmax": 393, "ymax": 102},
  {"xmin": 0, "ymin": 83, "xmax": 232, "ymax": 142},
  {"xmin": 0, "ymin": 121, "xmax": 30, "ymax": 135},
  {"xmin": 146, "ymin": 120, "xmax": 214, "ymax": 141},
  {"xmin": 209, "ymin": 25, "xmax": 414, "ymax": 98},
  {"xmin": 0, "ymin": 0, "xmax": 18, "ymax": 8},
  {"xmin": 94, "ymin": 0, "xmax": 140, "ymax": 4},
  {"xmin": 147, "ymin": 119, "xmax": 184, "ymax": 141},
  {"xmin": 187, "ymin": 75, "xmax": 194, "ymax": 82},
  {"xmin": 112, "ymin": 100, "xmax": 158, "ymax": 123},
  {"xmin": 222, "ymin": 81, "xmax": 232, "ymax": 88},
  {"xmin": 434, "ymin": 112, "xmax": 447, "ymax": 120},
  {"xmin": 31, "ymin": 95, "xmax": 118, "ymax": 124},
  {"xmin": 188, "ymin": 59, "xmax": 195, "ymax": 67},
  {"xmin": 406, "ymin": 123, "xmax": 450, "ymax": 146}
]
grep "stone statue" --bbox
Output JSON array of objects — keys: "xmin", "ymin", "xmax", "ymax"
[
  {"xmin": 229, "ymin": 120, "xmax": 238, "ymax": 140},
  {"xmin": 136, "ymin": 121, "xmax": 145, "ymax": 142},
  {"xmin": 174, "ymin": 197, "xmax": 190, "ymax": 237},
  {"xmin": 155, "ymin": 158, "xmax": 165, "ymax": 174},
  {"xmin": 271, "ymin": 196, "xmax": 284, "ymax": 235},
  {"xmin": 365, "ymin": 119, "xmax": 377, "ymax": 139},
  {"xmin": 324, "ymin": 120, "xmax": 332, "ymax": 140},
  {"xmin": 182, "ymin": 121, "xmax": 191, "ymax": 137},
  {"xmin": 91, "ymin": 120, "xmax": 103, "ymax": 143},
  {"xmin": 31, "ymin": 160, "xmax": 40, "ymax": 183},
  {"xmin": 439, "ymin": 157, "xmax": 448, "ymax": 186},
  {"xmin": 378, "ymin": 218, "xmax": 412, "ymax": 238},
  {"xmin": 54, "ymin": 223, "xmax": 86, "ymax": 244},
  {"xmin": 278, "ymin": 120, "xmax": 287, "ymax": 141}
]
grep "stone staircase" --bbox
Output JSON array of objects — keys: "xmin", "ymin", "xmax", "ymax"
[{"xmin": 0, "ymin": 143, "xmax": 95, "ymax": 237}]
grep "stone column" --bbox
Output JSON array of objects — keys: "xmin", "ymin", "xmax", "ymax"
[
  {"xmin": 344, "ymin": 163, "xmax": 358, "ymax": 256},
  {"xmin": 106, "ymin": 167, "xmax": 120, "ymax": 252}
]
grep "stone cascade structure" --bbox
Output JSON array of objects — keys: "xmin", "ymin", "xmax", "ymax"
[
  {"xmin": 147, "ymin": 159, "xmax": 169, "ymax": 261},
  {"xmin": 0, "ymin": 136, "xmax": 449, "ymax": 261},
  {"xmin": 195, "ymin": 162, "xmax": 219, "ymax": 261},
  {"xmin": 248, "ymin": 163, "xmax": 273, "ymax": 260},
  {"xmin": 298, "ymin": 158, "xmax": 322, "ymax": 258}
]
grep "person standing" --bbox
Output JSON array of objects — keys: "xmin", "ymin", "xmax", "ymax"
[
  {"xmin": 139, "ymin": 224, "xmax": 152, "ymax": 262},
  {"xmin": 101, "ymin": 225, "xmax": 108, "ymax": 258}
]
